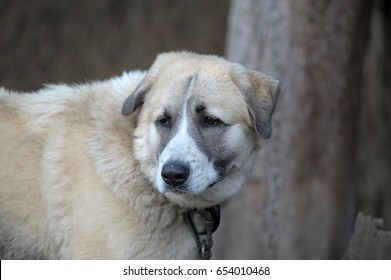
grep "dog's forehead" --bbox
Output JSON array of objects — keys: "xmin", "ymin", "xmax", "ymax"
[
  {"xmin": 145, "ymin": 67, "xmax": 250, "ymax": 124},
  {"xmin": 149, "ymin": 66, "xmax": 238, "ymax": 103}
]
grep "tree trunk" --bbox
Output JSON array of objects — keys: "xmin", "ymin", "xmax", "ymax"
[
  {"xmin": 214, "ymin": 0, "xmax": 371, "ymax": 259},
  {"xmin": 344, "ymin": 213, "xmax": 391, "ymax": 259},
  {"xmin": 357, "ymin": 0, "xmax": 391, "ymax": 229}
]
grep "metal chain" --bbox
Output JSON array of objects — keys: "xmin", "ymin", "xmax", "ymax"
[{"xmin": 183, "ymin": 206, "xmax": 220, "ymax": 260}]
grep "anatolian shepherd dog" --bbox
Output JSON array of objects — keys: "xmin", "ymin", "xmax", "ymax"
[{"xmin": 0, "ymin": 52, "xmax": 279, "ymax": 259}]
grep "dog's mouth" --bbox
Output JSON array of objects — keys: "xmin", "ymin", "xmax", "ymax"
[
  {"xmin": 167, "ymin": 187, "xmax": 188, "ymax": 194},
  {"xmin": 165, "ymin": 180, "xmax": 218, "ymax": 195}
]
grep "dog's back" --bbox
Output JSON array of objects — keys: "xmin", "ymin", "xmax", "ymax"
[
  {"xmin": 0, "ymin": 88, "xmax": 53, "ymax": 258},
  {"xmin": 0, "ymin": 73, "xmax": 152, "ymax": 259}
]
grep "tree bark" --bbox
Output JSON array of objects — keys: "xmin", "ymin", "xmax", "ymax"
[
  {"xmin": 357, "ymin": 0, "xmax": 391, "ymax": 229},
  {"xmin": 344, "ymin": 213, "xmax": 391, "ymax": 259},
  {"xmin": 214, "ymin": 0, "xmax": 371, "ymax": 259}
]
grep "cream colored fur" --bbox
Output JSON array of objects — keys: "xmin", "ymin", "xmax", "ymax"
[{"xmin": 0, "ymin": 52, "xmax": 279, "ymax": 259}]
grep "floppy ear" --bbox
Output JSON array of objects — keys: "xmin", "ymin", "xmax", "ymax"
[
  {"xmin": 234, "ymin": 70, "xmax": 280, "ymax": 138},
  {"xmin": 122, "ymin": 52, "xmax": 175, "ymax": 116},
  {"xmin": 247, "ymin": 71, "xmax": 280, "ymax": 138},
  {"xmin": 122, "ymin": 77, "xmax": 152, "ymax": 116}
]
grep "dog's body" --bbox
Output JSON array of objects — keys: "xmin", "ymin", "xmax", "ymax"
[{"xmin": 0, "ymin": 52, "xmax": 279, "ymax": 259}]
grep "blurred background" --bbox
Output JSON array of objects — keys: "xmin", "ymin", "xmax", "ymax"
[{"xmin": 1, "ymin": 0, "xmax": 390, "ymax": 259}]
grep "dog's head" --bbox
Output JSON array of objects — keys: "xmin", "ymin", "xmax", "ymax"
[{"xmin": 122, "ymin": 52, "xmax": 279, "ymax": 208}]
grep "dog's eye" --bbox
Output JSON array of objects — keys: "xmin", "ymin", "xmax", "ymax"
[
  {"xmin": 204, "ymin": 116, "xmax": 224, "ymax": 127},
  {"xmin": 156, "ymin": 115, "xmax": 171, "ymax": 127}
]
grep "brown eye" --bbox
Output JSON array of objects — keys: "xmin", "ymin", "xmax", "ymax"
[
  {"xmin": 156, "ymin": 114, "xmax": 171, "ymax": 128},
  {"xmin": 204, "ymin": 116, "xmax": 223, "ymax": 127},
  {"xmin": 158, "ymin": 117, "xmax": 169, "ymax": 125}
]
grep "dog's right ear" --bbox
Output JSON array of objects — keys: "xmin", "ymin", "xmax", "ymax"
[
  {"xmin": 122, "ymin": 53, "xmax": 174, "ymax": 116},
  {"xmin": 122, "ymin": 78, "xmax": 152, "ymax": 116}
]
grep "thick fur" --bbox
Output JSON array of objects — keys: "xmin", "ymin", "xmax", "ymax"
[{"xmin": 0, "ymin": 52, "xmax": 279, "ymax": 259}]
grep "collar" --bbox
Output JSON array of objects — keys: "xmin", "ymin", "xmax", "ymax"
[{"xmin": 183, "ymin": 205, "xmax": 221, "ymax": 260}]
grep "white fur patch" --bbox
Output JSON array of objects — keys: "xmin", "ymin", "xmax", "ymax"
[
  {"xmin": 156, "ymin": 115, "xmax": 219, "ymax": 194},
  {"xmin": 156, "ymin": 76, "xmax": 219, "ymax": 194}
]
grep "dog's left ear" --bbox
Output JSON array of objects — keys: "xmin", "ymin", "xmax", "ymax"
[
  {"xmin": 233, "ymin": 69, "xmax": 280, "ymax": 138},
  {"xmin": 122, "ymin": 77, "xmax": 152, "ymax": 116},
  {"xmin": 246, "ymin": 71, "xmax": 280, "ymax": 138}
]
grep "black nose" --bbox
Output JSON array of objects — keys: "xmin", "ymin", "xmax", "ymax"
[{"xmin": 161, "ymin": 161, "xmax": 189, "ymax": 187}]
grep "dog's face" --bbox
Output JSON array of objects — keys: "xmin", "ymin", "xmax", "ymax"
[{"xmin": 122, "ymin": 52, "xmax": 279, "ymax": 208}]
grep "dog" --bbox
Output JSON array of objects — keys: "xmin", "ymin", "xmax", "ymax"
[{"xmin": 0, "ymin": 51, "xmax": 279, "ymax": 259}]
